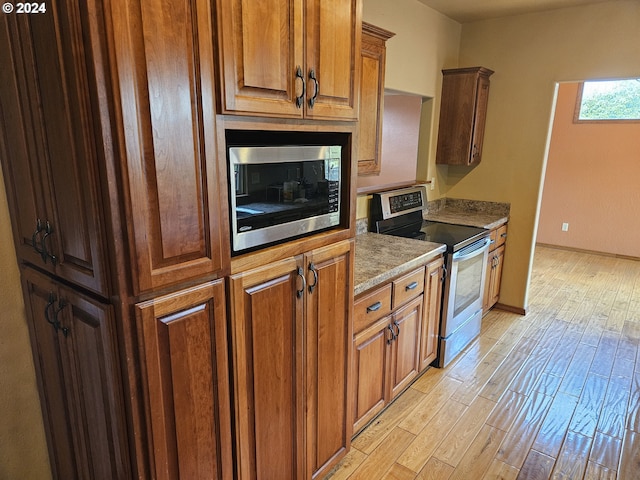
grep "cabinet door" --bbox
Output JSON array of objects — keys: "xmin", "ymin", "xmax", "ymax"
[
  {"xmin": 358, "ymin": 23, "xmax": 393, "ymax": 175},
  {"xmin": 21, "ymin": 268, "xmax": 130, "ymax": 480},
  {"xmin": 229, "ymin": 256, "xmax": 305, "ymax": 480},
  {"xmin": 490, "ymin": 245, "xmax": 506, "ymax": 308},
  {"xmin": 135, "ymin": 280, "xmax": 232, "ymax": 480},
  {"xmin": 304, "ymin": 240, "xmax": 353, "ymax": 478},
  {"xmin": 470, "ymin": 74, "xmax": 491, "ymax": 164},
  {"xmin": 420, "ymin": 257, "xmax": 444, "ymax": 371},
  {"xmin": 1, "ymin": 5, "xmax": 109, "ymax": 296},
  {"xmin": 389, "ymin": 296, "xmax": 422, "ymax": 399},
  {"xmin": 109, "ymin": 0, "xmax": 227, "ymax": 293},
  {"xmin": 216, "ymin": 0, "xmax": 304, "ymax": 118},
  {"xmin": 352, "ymin": 317, "xmax": 392, "ymax": 433},
  {"xmin": 304, "ymin": 0, "xmax": 361, "ymax": 120}
]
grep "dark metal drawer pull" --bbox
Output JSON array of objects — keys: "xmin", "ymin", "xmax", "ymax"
[
  {"xmin": 366, "ymin": 301, "xmax": 382, "ymax": 313},
  {"xmin": 405, "ymin": 281, "xmax": 419, "ymax": 291}
]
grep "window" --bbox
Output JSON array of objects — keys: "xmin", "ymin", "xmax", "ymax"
[{"xmin": 575, "ymin": 79, "xmax": 640, "ymax": 122}]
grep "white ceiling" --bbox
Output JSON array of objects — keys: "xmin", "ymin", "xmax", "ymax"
[{"xmin": 416, "ymin": 0, "xmax": 615, "ymax": 23}]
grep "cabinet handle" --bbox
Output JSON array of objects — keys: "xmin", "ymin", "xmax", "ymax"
[
  {"xmin": 308, "ymin": 263, "xmax": 318, "ymax": 294},
  {"xmin": 53, "ymin": 299, "xmax": 69, "ymax": 337},
  {"xmin": 295, "ymin": 66, "xmax": 305, "ymax": 108},
  {"xmin": 500, "ymin": 232, "xmax": 507, "ymax": 238},
  {"xmin": 308, "ymin": 69, "xmax": 319, "ymax": 108},
  {"xmin": 32, "ymin": 218, "xmax": 45, "ymax": 258},
  {"xmin": 393, "ymin": 321, "xmax": 400, "ymax": 338},
  {"xmin": 386, "ymin": 324, "xmax": 395, "ymax": 345},
  {"xmin": 366, "ymin": 301, "xmax": 382, "ymax": 313},
  {"xmin": 405, "ymin": 281, "xmax": 418, "ymax": 291},
  {"xmin": 41, "ymin": 221, "xmax": 57, "ymax": 265},
  {"xmin": 296, "ymin": 267, "xmax": 306, "ymax": 298},
  {"xmin": 43, "ymin": 293, "xmax": 69, "ymax": 337},
  {"xmin": 441, "ymin": 265, "xmax": 447, "ymax": 283},
  {"xmin": 44, "ymin": 292, "xmax": 56, "ymax": 327}
]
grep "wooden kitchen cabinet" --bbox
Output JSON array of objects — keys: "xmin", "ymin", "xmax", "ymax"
[
  {"xmin": 229, "ymin": 240, "xmax": 353, "ymax": 479},
  {"xmin": 110, "ymin": 0, "xmax": 228, "ymax": 294},
  {"xmin": 436, "ymin": 67, "xmax": 494, "ymax": 166},
  {"xmin": 483, "ymin": 224, "xmax": 508, "ymax": 312},
  {"xmin": 134, "ymin": 280, "xmax": 231, "ymax": 480},
  {"xmin": 216, "ymin": 0, "xmax": 362, "ymax": 120},
  {"xmin": 20, "ymin": 268, "xmax": 131, "ymax": 480},
  {"xmin": 1, "ymin": 0, "xmax": 232, "ymax": 478},
  {"xmin": 358, "ymin": 22, "xmax": 395, "ymax": 175},
  {"xmin": 0, "ymin": 6, "xmax": 109, "ymax": 296},
  {"xmin": 419, "ymin": 256, "xmax": 444, "ymax": 370},
  {"xmin": 352, "ymin": 256, "xmax": 443, "ymax": 434}
]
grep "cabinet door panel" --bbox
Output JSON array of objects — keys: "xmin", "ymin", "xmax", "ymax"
[
  {"xmin": 111, "ymin": 0, "xmax": 227, "ymax": 293},
  {"xmin": 229, "ymin": 257, "xmax": 304, "ymax": 479},
  {"xmin": 217, "ymin": 0, "xmax": 304, "ymax": 117},
  {"xmin": 22, "ymin": 269, "xmax": 131, "ymax": 480},
  {"xmin": 59, "ymin": 287, "xmax": 131, "ymax": 480},
  {"xmin": 1, "ymin": 7, "xmax": 108, "ymax": 295},
  {"xmin": 420, "ymin": 257, "xmax": 443, "ymax": 370},
  {"xmin": 135, "ymin": 280, "xmax": 231, "ymax": 480},
  {"xmin": 22, "ymin": 274, "xmax": 78, "ymax": 480},
  {"xmin": 305, "ymin": 240, "xmax": 353, "ymax": 478},
  {"xmin": 305, "ymin": 0, "xmax": 361, "ymax": 120},
  {"xmin": 353, "ymin": 319, "xmax": 390, "ymax": 433},
  {"xmin": 389, "ymin": 296, "xmax": 422, "ymax": 398}
]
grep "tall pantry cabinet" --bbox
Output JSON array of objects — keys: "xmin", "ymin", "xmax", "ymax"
[{"xmin": 0, "ymin": 0, "xmax": 232, "ymax": 478}]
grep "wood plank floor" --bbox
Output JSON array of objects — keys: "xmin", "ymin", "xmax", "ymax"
[{"xmin": 326, "ymin": 245, "xmax": 640, "ymax": 480}]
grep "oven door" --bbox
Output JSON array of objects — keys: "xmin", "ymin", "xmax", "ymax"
[{"xmin": 441, "ymin": 236, "xmax": 490, "ymax": 337}]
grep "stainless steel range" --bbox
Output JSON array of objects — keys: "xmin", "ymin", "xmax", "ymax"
[{"xmin": 370, "ymin": 186, "xmax": 490, "ymax": 367}]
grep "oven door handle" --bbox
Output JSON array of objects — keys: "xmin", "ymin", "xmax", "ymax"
[{"xmin": 452, "ymin": 237, "xmax": 491, "ymax": 262}]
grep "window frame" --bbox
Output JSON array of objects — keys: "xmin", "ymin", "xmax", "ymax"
[{"xmin": 573, "ymin": 80, "xmax": 640, "ymax": 124}]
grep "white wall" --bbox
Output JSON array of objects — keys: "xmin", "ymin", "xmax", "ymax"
[{"xmin": 448, "ymin": 0, "xmax": 640, "ymax": 309}]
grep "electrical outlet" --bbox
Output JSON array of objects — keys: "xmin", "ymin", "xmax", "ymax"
[
  {"xmin": 562, "ymin": 222, "xmax": 569, "ymax": 232},
  {"xmin": 430, "ymin": 177, "xmax": 435, "ymax": 191}
]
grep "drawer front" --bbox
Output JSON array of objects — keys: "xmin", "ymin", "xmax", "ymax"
[
  {"xmin": 392, "ymin": 267, "xmax": 425, "ymax": 309},
  {"xmin": 495, "ymin": 224, "xmax": 508, "ymax": 249},
  {"xmin": 354, "ymin": 284, "xmax": 392, "ymax": 334}
]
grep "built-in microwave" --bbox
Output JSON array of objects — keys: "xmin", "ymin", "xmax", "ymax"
[{"xmin": 228, "ymin": 142, "xmax": 343, "ymax": 255}]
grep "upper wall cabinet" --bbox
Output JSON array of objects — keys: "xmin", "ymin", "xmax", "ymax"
[
  {"xmin": 0, "ymin": 8, "xmax": 109, "ymax": 296},
  {"xmin": 216, "ymin": 0, "xmax": 362, "ymax": 121},
  {"xmin": 358, "ymin": 23, "xmax": 395, "ymax": 175},
  {"xmin": 436, "ymin": 67, "xmax": 494, "ymax": 166},
  {"xmin": 109, "ymin": 0, "xmax": 228, "ymax": 293}
]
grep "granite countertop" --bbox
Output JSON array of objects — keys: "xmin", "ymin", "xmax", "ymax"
[
  {"xmin": 424, "ymin": 198, "xmax": 510, "ymax": 230},
  {"xmin": 354, "ymin": 233, "xmax": 446, "ymax": 296}
]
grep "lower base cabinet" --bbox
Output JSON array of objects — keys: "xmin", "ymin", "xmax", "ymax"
[
  {"xmin": 21, "ymin": 267, "xmax": 131, "ymax": 480},
  {"xmin": 134, "ymin": 279, "xmax": 232, "ymax": 480},
  {"xmin": 352, "ymin": 256, "xmax": 444, "ymax": 434},
  {"xmin": 229, "ymin": 240, "xmax": 354, "ymax": 479},
  {"xmin": 483, "ymin": 224, "xmax": 508, "ymax": 313}
]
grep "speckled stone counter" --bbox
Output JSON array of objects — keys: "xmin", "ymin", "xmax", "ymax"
[
  {"xmin": 354, "ymin": 233, "xmax": 446, "ymax": 296},
  {"xmin": 424, "ymin": 198, "xmax": 510, "ymax": 230}
]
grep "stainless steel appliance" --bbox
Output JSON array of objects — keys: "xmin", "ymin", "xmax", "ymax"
[
  {"xmin": 228, "ymin": 144, "xmax": 342, "ymax": 254},
  {"xmin": 370, "ymin": 186, "xmax": 490, "ymax": 367}
]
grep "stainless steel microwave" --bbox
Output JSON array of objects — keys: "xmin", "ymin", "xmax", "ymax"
[{"xmin": 229, "ymin": 145, "xmax": 342, "ymax": 254}]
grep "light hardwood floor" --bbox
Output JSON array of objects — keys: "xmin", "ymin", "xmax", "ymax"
[{"xmin": 326, "ymin": 245, "xmax": 640, "ymax": 479}]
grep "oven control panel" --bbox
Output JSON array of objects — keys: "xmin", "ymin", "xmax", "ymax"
[
  {"xmin": 388, "ymin": 190, "xmax": 424, "ymax": 214},
  {"xmin": 370, "ymin": 186, "xmax": 427, "ymax": 221}
]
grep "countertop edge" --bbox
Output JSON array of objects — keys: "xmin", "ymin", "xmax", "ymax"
[{"xmin": 353, "ymin": 234, "xmax": 446, "ymax": 296}]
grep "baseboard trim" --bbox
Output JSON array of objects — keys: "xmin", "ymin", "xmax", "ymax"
[
  {"xmin": 493, "ymin": 303, "xmax": 527, "ymax": 316},
  {"xmin": 536, "ymin": 243, "xmax": 640, "ymax": 262}
]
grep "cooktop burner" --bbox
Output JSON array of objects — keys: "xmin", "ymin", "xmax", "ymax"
[{"xmin": 421, "ymin": 221, "xmax": 488, "ymax": 252}]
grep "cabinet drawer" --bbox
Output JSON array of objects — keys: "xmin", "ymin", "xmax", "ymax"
[
  {"xmin": 495, "ymin": 224, "xmax": 508, "ymax": 249},
  {"xmin": 392, "ymin": 267, "xmax": 425, "ymax": 309},
  {"xmin": 354, "ymin": 284, "xmax": 392, "ymax": 334}
]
